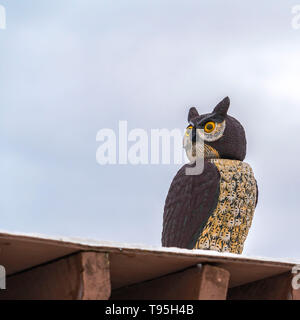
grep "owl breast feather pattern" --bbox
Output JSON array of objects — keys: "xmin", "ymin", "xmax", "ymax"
[{"xmin": 194, "ymin": 159, "xmax": 257, "ymax": 254}]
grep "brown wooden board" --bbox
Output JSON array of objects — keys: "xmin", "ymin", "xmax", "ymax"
[
  {"xmin": 227, "ymin": 272, "xmax": 293, "ymax": 300},
  {"xmin": 111, "ymin": 265, "xmax": 230, "ymax": 300},
  {"xmin": 0, "ymin": 231, "xmax": 298, "ymax": 295},
  {"xmin": 0, "ymin": 252, "xmax": 111, "ymax": 300}
]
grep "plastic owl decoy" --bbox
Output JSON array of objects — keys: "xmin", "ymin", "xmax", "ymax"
[{"xmin": 161, "ymin": 97, "xmax": 258, "ymax": 254}]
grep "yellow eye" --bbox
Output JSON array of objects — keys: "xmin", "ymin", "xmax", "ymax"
[
  {"xmin": 204, "ymin": 121, "xmax": 215, "ymax": 133},
  {"xmin": 186, "ymin": 125, "xmax": 193, "ymax": 136}
]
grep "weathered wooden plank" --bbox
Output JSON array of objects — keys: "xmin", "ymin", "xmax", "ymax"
[
  {"xmin": 292, "ymin": 289, "xmax": 300, "ymax": 300},
  {"xmin": 111, "ymin": 264, "xmax": 230, "ymax": 300},
  {"xmin": 227, "ymin": 272, "xmax": 292, "ymax": 300},
  {"xmin": 0, "ymin": 252, "xmax": 111, "ymax": 300},
  {"xmin": 81, "ymin": 252, "xmax": 111, "ymax": 300},
  {"xmin": 198, "ymin": 264, "xmax": 230, "ymax": 300}
]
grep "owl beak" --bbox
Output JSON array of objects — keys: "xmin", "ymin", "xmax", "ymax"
[{"xmin": 191, "ymin": 127, "xmax": 197, "ymax": 143}]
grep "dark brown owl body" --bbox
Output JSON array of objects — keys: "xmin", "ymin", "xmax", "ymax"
[
  {"xmin": 162, "ymin": 159, "xmax": 257, "ymax": 254},
  {"xmin": 161, "ymin": 97, "xmax": 258, "ymax": 254}
]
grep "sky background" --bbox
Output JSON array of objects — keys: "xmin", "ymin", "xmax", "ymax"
[{"xmin": 1, "ymin": 0, "xmax": 300, "ymax": 260}]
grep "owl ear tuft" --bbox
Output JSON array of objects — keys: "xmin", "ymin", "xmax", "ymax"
[
  {"xmin": 213, "ymin": 96, "xmax": 230, "ymax": 118},
  {"xmin": 188, "ymin": 107, "xmax": 199, "ymax": 122}
]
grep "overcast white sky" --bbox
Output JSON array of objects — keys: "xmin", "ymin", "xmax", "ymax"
[{"xmin": 1, "ymin": 0, "xmax": 300, "ymax": 260}]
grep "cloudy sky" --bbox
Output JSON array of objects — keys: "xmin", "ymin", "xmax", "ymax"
[{"xmin": 1, "ymin": 0, "xmax": 300, "ymax": 260}]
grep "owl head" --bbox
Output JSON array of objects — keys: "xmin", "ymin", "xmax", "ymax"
[{"xmin": 183, "ymin": 97, "xmax": 246, "ymax": 162}]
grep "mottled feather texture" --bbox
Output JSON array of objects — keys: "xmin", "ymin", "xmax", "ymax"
[{"xmin": 194, "ymin": 159, "xmax": 257, "ymax": 254}]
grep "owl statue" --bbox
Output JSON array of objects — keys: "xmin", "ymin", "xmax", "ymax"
[{"xmin": 161, "ymin": 97, "xmax": 258, "ymax": 254}]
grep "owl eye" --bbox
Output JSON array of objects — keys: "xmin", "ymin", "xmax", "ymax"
[
  {"xmin": 185, "ymin": 125, "xmax": 193, "ymax": 136},
  {"xmin": 204, "ymin": 121, "xmax": 215, "ymax": 133}
]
